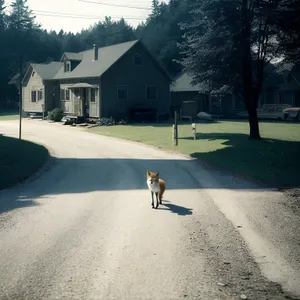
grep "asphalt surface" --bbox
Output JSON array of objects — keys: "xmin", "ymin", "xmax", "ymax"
[{"xmin": 0, "ymin": 119, "xmax": 299, "ymax": 300}]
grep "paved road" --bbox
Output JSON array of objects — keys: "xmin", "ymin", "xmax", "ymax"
[{"xmin": 0, "ymin": 119, "xmax": 299, "ymax": 300}]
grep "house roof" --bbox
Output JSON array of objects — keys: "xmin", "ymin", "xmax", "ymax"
[
  {"xmin": 62, "ymin": 52, "xmax": 83, "ymax": 61},
  {"xmin": 170, "ymin": 72, "xmax": 209, "ymax": 92},
  {"xmin": 8, "ymin": 72, "xmax": 20, "ymax": 85},
  {"xmin": 9, "ymin": 39, "xmax": 172, "ymax": 85},
  {"xmin": 68, "ymin": 82, "xmax": 98, "ymax": 89},
  {"xmin": 54, "ymin": 40, "xmax": 140, "ymax": 80},
  {"xmin": 31, "ymin": 62, "xmax": 63, "ymax": 80}
]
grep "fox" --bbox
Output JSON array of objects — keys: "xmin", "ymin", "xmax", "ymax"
[{"xmin": 146, "ymin": 170, "xmax": 166, "ymax": 209}]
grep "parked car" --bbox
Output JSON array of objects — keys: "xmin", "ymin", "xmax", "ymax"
[
  {"xmin": 236, "ymin": 104, "xmax": 292, "ymax": 120},
  {"xmin": 282, "ymin": 107, "xmax": 300, "ymax": 121}
]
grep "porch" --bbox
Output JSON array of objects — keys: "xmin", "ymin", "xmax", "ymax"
[{"xmin": 60, "ymin": 82, "xmax": 100, "ymax": 118}]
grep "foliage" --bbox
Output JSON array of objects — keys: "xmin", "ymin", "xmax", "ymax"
[
  {"xmin": 0, "ymin": 0, "xmax": 299, "ymax": 123},
  {"xmin": 47, "ymin": 108, "xmax": 64, "ymax": 122},
  {"xmin": 0, "ymin": 135, "xmax": 48, "ymax": 190},
  {"xmin": 273, "ymin": 0, "xmax": 300, "ymax": 64},
  {"xmin": 176, "ymin": 0, "xmax": 299, "ymax": 139}
]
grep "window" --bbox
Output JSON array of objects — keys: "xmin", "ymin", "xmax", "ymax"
[
  {"xmin": 117, "ymin": 86, "xmax": 128, "ymax": 100},
  {"xmin": 91, "ymin": 88, "xmax": 96, "ymax": 102},
  {"xmin": 64, "ymin": 61, "xmax": 71, "ymax": 72},
  {"xmin": 60, "ymin": 88, "xmax": 65, "ymax": 101},
  {"xmin": 146, "ymin": 86, "xmax": 157, "ymax": 100},
  {"xmin": 65, "ymin": 89, "xmax": 70, "ymax": 101},
  {"xmin": 38, "ymin": 89, "xmax": 43, "ymax": 101},
  {"xmin": 134, "ymin": 54, "xmax": 142, "ymax": 66},
  {"xmin": 31, "ymin": 90, "xmax": 37, "ymax": 102}
]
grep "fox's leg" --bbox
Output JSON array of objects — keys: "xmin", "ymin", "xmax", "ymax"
[
  {"xmin": 159, "ymin": 191, "xmax": 163, "ymax": 204},
  {"xmin": 155, "ymin": 192, "xmax": 159, "ymax": 209},
  {"xmin": 151, "ymin": 191, "xmax": 154, "ymax": 208}
]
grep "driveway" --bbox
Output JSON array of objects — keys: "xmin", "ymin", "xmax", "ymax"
[{"xmin": 0, "ymin": 119, "xmax": 299, "ymax": 300}]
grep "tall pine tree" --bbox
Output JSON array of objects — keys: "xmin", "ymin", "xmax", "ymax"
[
  {"xmin": 8, "ymin": 0, "xmax": 39, "ymax": 30},
  {"xmin": 0, "ymin": 0, "xmax": 6, "ymax": 31}
]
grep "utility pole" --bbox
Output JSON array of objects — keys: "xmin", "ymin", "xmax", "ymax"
[
  {"xmin": 173, "ymin": 110, "xmax": 178, "ymax": 146},
  {"xmin": 18, "ymin": 53, "xmax": 23, "ymax": 140}
]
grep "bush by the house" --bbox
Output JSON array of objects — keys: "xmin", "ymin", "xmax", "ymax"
[
  {"xmin": 96, "ymin": 117, "xmax": 116, "ymax": 126},
  {"xmin": 95, "ymin": 117, "xmax": 128, "ymax": 126},
  {"xmin": 46, "ymin": 108, "xmax": 64, "ymax": 122}
]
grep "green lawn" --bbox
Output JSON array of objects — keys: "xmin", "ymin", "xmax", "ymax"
[
  {"xmin": 89, "ymin": 120, "xmax": 300, "ymax": 188},
  {"xmin": 0, "ymin": 135, "xmax": 49, "ymax": 190},
  {"xmin": 0, "ymin": 110, "xmax": 19, "ymax": 120}
]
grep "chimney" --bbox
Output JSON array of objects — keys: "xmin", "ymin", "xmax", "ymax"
[{"xmin": 93, "ymin": 44, "xmax": 98, "ymax": 61}]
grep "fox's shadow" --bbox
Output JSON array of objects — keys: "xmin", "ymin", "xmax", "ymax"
[{"xmin": 158, "ymin": 200, "xmax": 193, "ymax": 216}]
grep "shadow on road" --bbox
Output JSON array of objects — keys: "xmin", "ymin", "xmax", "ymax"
[
  {"xmin": 159, "ymin": 200, "xmax": 193, "ymax": 216},
  {"xmin": 0, "ymin": 156, "xmax": 280, "ymax": 216}
]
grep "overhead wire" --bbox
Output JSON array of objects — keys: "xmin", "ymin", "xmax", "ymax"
[
  {"xmin": 77, "ymin": 0, "xmax": 152, "ymax": 11},
  {"xmin": 34, "ymin": 11, "xmax": 146, "ymax": 21}
]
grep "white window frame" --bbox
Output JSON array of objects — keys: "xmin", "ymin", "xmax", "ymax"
[
  {"xmin": 90, "ymin": 88, "xmax": 97, "ymax": 103},
  {"xmin": 146, "ymin": 85, "xmax": 157, "ymax": 101},
  {"xmin": 61, "ymin": 88, "xmax": 71, "ymax": 101},
  {"xmin": 65, "ymin": 89, "xmax": 71, "ymax": 101},
  {"xmin": 117, "ymin": 85, "xmax": 128, "ymax": 100},
  {"xmin": 31, "ymin": 90, "xmax": 37, "ymax": 102},
  {"xmin": 38, "ymin": 88, "xmax": 43, "ymax": 101},
  {"xmin": 64, "ymin": 61, "xmax": 71, "ymax": 72}
]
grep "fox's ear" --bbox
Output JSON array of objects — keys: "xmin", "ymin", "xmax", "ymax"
[
  {"xmin": 155, "ymin": 172, "xmax": 159, "ymax": 178},
  {"xmin": 147, "ymin": 170, "xmax": 151, "ymax": 176}
]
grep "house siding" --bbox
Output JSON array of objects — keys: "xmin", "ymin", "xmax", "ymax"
[
  {"xmin": 101, "ymin": 43, "xmax": 170, "ymax": 119},
  {"xmin": 44, "ymin": 80, "xmax": 60, "ymax": 112},
  {"xmin": 22, "ymin": 69, "xmax": 45, "ymax": 113}
]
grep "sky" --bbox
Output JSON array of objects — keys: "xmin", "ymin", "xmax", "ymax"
[{"xmin": 5, "ymin": 0, "xmax": 164, "ymax": 33}]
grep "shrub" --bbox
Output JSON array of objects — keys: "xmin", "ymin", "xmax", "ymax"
[{"xmin": 47, "ymin": 108, "xmax": 64, "ymax": 122}]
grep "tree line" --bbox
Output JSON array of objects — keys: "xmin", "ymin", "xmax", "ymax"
[{"xmin": 0, "ymin": 0, "xmax": 299, "ymax": 138}]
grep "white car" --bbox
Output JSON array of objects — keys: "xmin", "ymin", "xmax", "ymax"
[{"xmin": 282, "ymin": 107, "xmax": 300, "ymax": 121}]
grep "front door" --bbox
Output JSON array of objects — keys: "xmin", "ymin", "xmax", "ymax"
[
  {"xmin": 89, "ymin": 88, "xmax": 99, "ymax": 117},
  {"xmin": 82, "ymin": 88, "xmax": 89, "ymax": 117}
]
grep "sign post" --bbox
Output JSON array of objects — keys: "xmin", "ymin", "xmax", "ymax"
[
  {"xmin": 41, "ymin": 103, "xmax": 45, "ymax": 120},
  {"xmin": 173, "ymin": 110, "xmax": 178, "ymax": 146},
  {"xmin": 192, "ymin": 123, "xmax": 196, "ymax": 140},
  {"xmin": 18, "ymin": 54, "xmax": 23, "ymax": 140}
]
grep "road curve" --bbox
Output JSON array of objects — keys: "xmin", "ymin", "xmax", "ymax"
[{"xmin": 0, "ymin": 119, "xmax": 299, "ymax": 300}]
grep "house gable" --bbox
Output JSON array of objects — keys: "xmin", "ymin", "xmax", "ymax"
[
  {"xmin": 279, "ymin": 69, "xmax": 300, "ymax": 91},
  {"xmin": 100, "ymin": 41, "xmax": 171, "ymax": 118}
]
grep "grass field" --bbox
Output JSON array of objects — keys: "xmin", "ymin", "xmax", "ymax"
[
  {"xmin": 89, "ymin": 120, "xmax": 300, "ymax": 188},
  {"xmin": 0, "ymin": 135, "xmax": 49, "ymax": 190},
  {"xmin": 0, "ymin": 110, "xmax": 19, "ymax": 120}
]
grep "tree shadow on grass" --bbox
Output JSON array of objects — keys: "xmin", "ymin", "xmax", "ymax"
[{"xmin": 181, "ymin": 132, "xmax": 300, "ymax": 188}]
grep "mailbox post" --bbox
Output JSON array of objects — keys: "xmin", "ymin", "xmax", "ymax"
[
  {"xmin": 192, "ymin": 123, "xmax": 196, "ymax": 140},
  {"xmin": 41, "ymin": 104, "xmax": 45, "ymax": 120},
  {"xmin": 173, "ymin": 110, "xmax": 178, "ymax": 146}
]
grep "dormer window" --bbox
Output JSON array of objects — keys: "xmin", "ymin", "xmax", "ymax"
[
  {"xmin": 134, "ymin": 54, "xmax": 142, "ymax": 66},
  {"xmin": 64, "ymin": 61, "xmax": 71, "ymax": 72}
]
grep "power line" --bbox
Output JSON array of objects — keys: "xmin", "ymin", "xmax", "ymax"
[
  {"xmin": 78, "ymin": 0, "xmax": 152, "ymax": 11},
  {"xmin": 35, "ymin": 12, "xmax": 146, "ymax": 21},
  {"xmin": 34, "ymin": 10, "xmax": 146, "ymax": 20}
]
